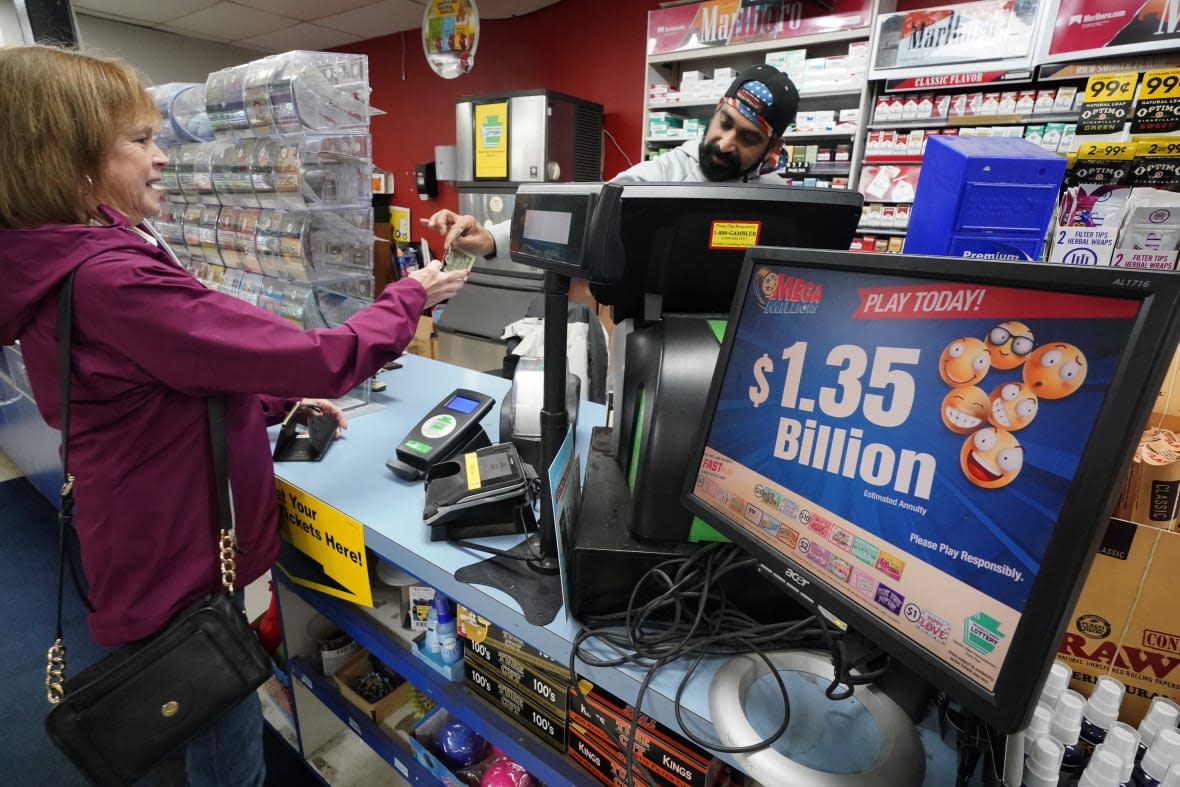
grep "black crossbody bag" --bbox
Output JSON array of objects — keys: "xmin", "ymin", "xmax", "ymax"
[{"xmin": 43, "ymin": 268, "xmax": 272, "ymax": 786}]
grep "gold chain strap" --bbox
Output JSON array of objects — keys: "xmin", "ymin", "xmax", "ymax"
[
  {"xmin": 219, "ymin": 530, "xmax": 237, "ymax": 593},
  {"xmin": 45, "ymin": 638, "xmax": 66, "ymax": 704}
]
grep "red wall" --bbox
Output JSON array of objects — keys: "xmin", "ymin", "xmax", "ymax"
[{"xmin": 340, "ymin": 0, "xmax": 665, "ymax": 226}]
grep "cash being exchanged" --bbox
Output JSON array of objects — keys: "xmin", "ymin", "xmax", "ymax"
[{"xmin": 443, "ymin": 245, "xmax": 477, "ymax": 272}]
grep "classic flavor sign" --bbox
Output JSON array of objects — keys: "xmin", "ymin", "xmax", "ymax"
[
  {"xmin": 1048, "ymin": 0, "xmax": 1180, "ymax": 61},
  {"xmin": 646, "ymin": 0, "xmax": 870, "ymax": 55}
]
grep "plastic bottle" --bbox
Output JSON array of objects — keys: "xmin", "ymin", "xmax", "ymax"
[
  {"xmin": 1095, "ymin": 723, "xmax": 1142, "ymax": 787},
  {"xmin": 1081, "ymin": 677, "xmax": 1127, "ymax": 761},
  {"xmin": 1009, "ymin": 702, "xmax": 1056, "ymax": 786},
  {"xmin": 1134, "ymin": 727, "xmax": 1180, "ymax": 787},
  {"xmin": 434, "ymin": 593, "xmax": 461, "ymax": 666},
  {"xmin": 1080, "ymin": 748, "xmax": 1128, "ymax": 787},
  {"xmin": 1138, "ymin": 699, "xmax": 1180, "ymax": 765},
  {"xmin": 1053, "ymin": 690, "xmax": 1088, "ymax": 782},
  {"xmin": 1041, "ymin": 662, "xmax": 1073, "ymax": 708},
  {"xmin": 1022, "ymin": 736, "xmax": 1065, "ymax": 787},
  {"xmin": 1026, "ymin": 703, "xmax": 1056, "ymax": 754},
  {"xmin": 426, "ymin": 594, "xmax": 439, "ymax": 654}
]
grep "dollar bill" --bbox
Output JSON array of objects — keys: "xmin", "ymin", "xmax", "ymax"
[{"xmin": 443, "ymin": 246, "xmax": 477, "ymax": 272}]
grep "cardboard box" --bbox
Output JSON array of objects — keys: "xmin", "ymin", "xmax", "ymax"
[
  {"xmin": 570, "ymin": 679, "xmax": 715, "ymax": 787},
  {"xmin": 464, "ymin": 655, "xmax": 567, "ymax": 752},
  {"xmin": 332, "ymin": 649, "xmax": 412, "ymax": 724},
  {"xmin": 567, "ymin": 720, "xmax": 754, "ymax": 787},
  {"xmin": 456, "ymin": 604, "xmax": 568, "ymax": 679},
  {"xmin": 464, "ymin": 640, "xmax": 571, "ymax": 716},
  {"xmin": 568, "ymin": 719, "xmax": 633, "ymax": 786},
  {"xmin": 1150, "ymin": 344, "xmax": 1180, "ymax": 431},
  {"xmin": 404, "ymin": 315, "xmax": 436, "ymax": 359},
  {"xmin": 1113, "ymin": 428, "xmax": 1180, "ymax": 530},
  {"xmin": 1057, "ymin": 520, "xmax": 1180, "ymax": 727},
  {"xmin": 409, "ymin": 707, "xmax": 470, "ymax": 787}
]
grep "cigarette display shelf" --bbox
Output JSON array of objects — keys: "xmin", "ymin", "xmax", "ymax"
[
  {"xmin": 868, "ymin": 112, "xmax": 1078, "ymax": 131},
  {"xmin": 642, "ymin": 14, "xmax": 873, "ymax": 186},
  {"xmin": 649, "ymin": 86, "xmax": 862, "ymax": 111},
  {"xmin": 855, "ymin": 226, "xmax": 907, "ymax": 236},
  {"xmin": 862, "ymin": 156, "xmax": 924, "ymax": 164},
  {"xmin": 274, "ymin": 571, "xmax": 598, "ymax": 787},
  {"xmin": 646, "ymin": 127, "xmax": 855, "ymax": 145}
]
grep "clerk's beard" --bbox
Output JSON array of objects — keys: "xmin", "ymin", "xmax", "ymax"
[
  {"xmin": 699, "ymin": 140, "xmax": 772, "ymax": 181},
  {"xmin": 698, "ymin": 140, "xmax": 743, "ymax": 181}
]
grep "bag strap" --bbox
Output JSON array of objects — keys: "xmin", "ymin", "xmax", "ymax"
[
  {"xmin": 207, "ymin": 397, "xmax": 239, "ymax": 593},
  {"xmin": 46, "ymin": 268, "xmax": 237, "ymax": 704}
]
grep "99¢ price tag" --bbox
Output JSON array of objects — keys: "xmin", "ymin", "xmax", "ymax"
[
  {"xmin": 1136, "ymin": 138, "xmax": 1180, "ymax": 157},
  {"xmin": 1079, "ymin": 72, "xmax": 1139, "ymax": 135},
  {"xmin": 1083, "ymin": 73, "xmax": 1138, "ymax": 104},
  {"xmin": 1133, "ymin": 68, "xmax": 1180, "ymax": 134},
  {"xmin": 1077, "ymin": 141, "xmax": 1134, "ymax": 160}
]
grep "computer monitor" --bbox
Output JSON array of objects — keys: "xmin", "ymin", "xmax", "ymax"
[
  {"xmin": 682, "ymin": 247, "xmax": 1180, "ymax": 732},
  {"xmin": 587, "ymin": 183, "xmax": 864, "ymax": 321}
]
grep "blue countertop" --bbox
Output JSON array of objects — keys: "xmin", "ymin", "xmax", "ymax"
[{"xmin": 272, "ymin": 353, "xmax": 971, "ymax": 786}]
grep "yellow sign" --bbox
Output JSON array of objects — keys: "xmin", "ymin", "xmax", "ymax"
[
  {"xmin": 1077, "ymin": 141, "xmax": 1135, "ymax": 161},
  {"xmin": 474, "ymin": 101, "xmax": 508, "ymax": 179},
  {"xmin": 1135, "ymin": 137, "xmax": 1180, "ymax": 157},
  {"xmin": 1140, "ymin": 69, "xmax": 1180, "ymax": 101},
  {"xmin": 1082, "ymin": 72, "xmax": 1139, "ymax": 104},
  {"xmin": 709, "ymin": 220, "xmax": 761, "ymax": 250},
  {"xmin": 276, "ymin": 478, "xmax": 372, "ymax": 606}
]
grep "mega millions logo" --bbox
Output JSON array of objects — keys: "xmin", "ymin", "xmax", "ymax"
[{"xmin": 753, "ymin": 267, "xmax": 823, "ymax": 314}]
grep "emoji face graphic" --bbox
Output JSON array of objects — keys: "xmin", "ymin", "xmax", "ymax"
[
  {"xmin": 939, "ymin": 337, "xmax": 991, "ymax": 386},
  {"xmin": 960, "ymin": 427, "xmax": 1023, "ymax": 489},
  {"xmin": 988, "ymin": 382, "xmax": 1038, "ymax": 431},
  {"xmin": 985, "ymin": 321, "xmax": 1035, "ymax": 371},
  {"xmin": 760, "ymin": 270, "xmax": 778, "ymax": 299},
  {"xmin": 1023, "ymin": 342, "xmax": 1087, "ymax": 400},
  {"xmin": 941, "ymin": 385, "xmax": 989, "ymax": 434}
]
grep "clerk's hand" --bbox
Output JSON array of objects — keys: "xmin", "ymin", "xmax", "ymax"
[
  {"xmin": 409, "ymin": 259, "xmax": 468, "ymax": 307},
  {"xmin": 419, "ymin": 210, "xmax": 495, "ymax": 257},
  {"xmin": 297, "ymin": 398, "xmax": 348, "ymax": 439}
]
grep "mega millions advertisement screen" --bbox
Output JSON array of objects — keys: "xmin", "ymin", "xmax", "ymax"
[{"xmin": 691, "ymin": 262, "xmax": 1141, "ymax": 690}]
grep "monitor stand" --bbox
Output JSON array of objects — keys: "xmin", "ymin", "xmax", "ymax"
[
  {"xmin": 454, "ymin": 537, "xmax": 562, "ymax": 626},
  {"xmin": 708, "ymin": 650, "xmax": 925, "ymax": 787}
]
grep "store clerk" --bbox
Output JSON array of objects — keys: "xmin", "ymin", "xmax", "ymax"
[{"xmin": 421, "ymin": 64, "xmax": 800, "ymax": 260}]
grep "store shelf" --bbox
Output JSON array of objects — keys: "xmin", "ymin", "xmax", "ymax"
[
  {"xmin": 782, "ymin": 165, "xmax": 852, "ymax": 176},
  {"xmin": 647, "ymin": 26, "xmax": 870, "ymax": 65},
  {"xmin": 867, "ymin": 112, "xmax": 1077, "ymax": 130},
  {"xmin": 647, "ymin": 128, "xmax": 855, "ymax": 145},
  {"xmin": 783, "ymin": 129, "xmax": 857, "ymax": 140},
  {"xmin": 649, "ymin": 87, "xmax": 862, "ymax": 112},
  {"xmin": 276, "ymin": 572, "xmax": 597, "ymax": 787},
  {"xmin": 289, "ymin": 658, "xmax": 428, "ymax": 785},
  {"xmin": 862, "ymin": 156, "xmax": 923, "ymax": 164},
  {"xmin": 856, "ymin": 227, "xmax": 908, "ymax": 236}
]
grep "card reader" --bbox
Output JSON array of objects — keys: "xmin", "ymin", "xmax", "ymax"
[
  {"xmin": 422, "ymin": 442, "xmax": 537, "ymax": 542},
  {"xmin": 386, "ymin": 388, "xmax": 495, "ymax": 481}
]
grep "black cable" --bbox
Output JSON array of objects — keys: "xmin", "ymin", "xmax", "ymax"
[{"xmin": 565, "ymin": 542, "xmax": 893, "ymax": 786}]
